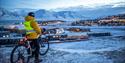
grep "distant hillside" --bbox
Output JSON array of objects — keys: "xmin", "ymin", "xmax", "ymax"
[
  {"xmin": 0, "ymin": 2, "xmax": 125, "ymax": 21},
  {"xmin": 97, "ymin": 14, "xmax": 125, "ymax": 20}
]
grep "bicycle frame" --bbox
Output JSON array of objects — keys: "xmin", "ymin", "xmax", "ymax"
[
  {"xmin": 19, "ymin": 34, "xmax": 49, "ymax": 55},
  {"xmin": 10, "ymin": 34, "xmax": 49, "ymax": 63},
  {"xmin": 19, "ymin": 36, "xmax": 28, "ymax": 44},
  {"xmin": 18, "ymin": 36, "xmax": 33, "ymax": 52}
]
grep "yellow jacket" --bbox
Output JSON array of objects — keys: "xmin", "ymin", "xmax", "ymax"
[{"xmin": 24, "ymin": 16, "xmax": 41, "ymax": 39}]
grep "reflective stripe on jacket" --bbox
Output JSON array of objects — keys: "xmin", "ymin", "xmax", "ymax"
[{"xmin": 23, "ymin": 21, "xmax": 35, "ymax": 34}]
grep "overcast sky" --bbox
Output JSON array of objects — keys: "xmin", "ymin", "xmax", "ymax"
[{"xmin": 0, "ymin": 0, "xmax": 125, "ymax": 9}]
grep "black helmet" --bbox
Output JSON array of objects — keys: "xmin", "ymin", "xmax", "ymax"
[{"xmin": 28, "ymin": 12, "xmax": 35, "ymax": 17}]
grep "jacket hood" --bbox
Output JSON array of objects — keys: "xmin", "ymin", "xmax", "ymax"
[{"xmin": 25, "ymin": 16, "xmax": 35, "ymax": 21}]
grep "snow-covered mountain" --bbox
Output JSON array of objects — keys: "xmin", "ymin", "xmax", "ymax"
[
  {"xmin": 10, "ymin": 8, "xmax": 37, "ymax": 17},
  {"xmin": 53, "ymin": 2, "xmax": 125, "ymax": 19},
  {"xmin": 0, "ymin": 8, "xmax": 38, "ymax": 20},
  {"xmin": 0, "ymin": 8, "xmax": 23, "ymax": 20},
  {"xmin": 35, "ymin": 10, "xmax": 88, "ymax": 20},
  {"xmin": 0, "ymin": 2, "xmax": 125, "ymax": 21}
]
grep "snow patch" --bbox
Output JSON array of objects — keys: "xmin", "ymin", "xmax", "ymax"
[{"xmin": 53, "ymin": 47, "xmax": 123, "ymax": 54}]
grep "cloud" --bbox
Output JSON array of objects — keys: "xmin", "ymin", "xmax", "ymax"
[
  {"xmin": 112, "ymin": 2, "xmax": 125, "ymax": 8},
  {"xmin": 0, "ymin": 0, "xmax": 125, "ymax": 9}
]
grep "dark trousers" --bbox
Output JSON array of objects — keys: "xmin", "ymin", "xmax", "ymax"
[{"xmin": 28, "ymin": 39, "xmax": 40, "ymax": 60}]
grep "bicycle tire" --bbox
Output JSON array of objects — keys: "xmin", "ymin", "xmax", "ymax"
[
  {"xmin": 10, "ymin": 45, "xmax": 28, "ymax": 63},
  {"xmin": 39, "ymin": 39, "xmax": 49, "ymax": 55}
]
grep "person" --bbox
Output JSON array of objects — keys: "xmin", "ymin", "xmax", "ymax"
[{"xmin": 23, "ymin": 12, "xmax": 42, "ymax": 63}]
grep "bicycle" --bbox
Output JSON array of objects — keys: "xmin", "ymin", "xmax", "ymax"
[{"xmin": 10, "ymin": 35, "xmax": 49, "ymax": 63}]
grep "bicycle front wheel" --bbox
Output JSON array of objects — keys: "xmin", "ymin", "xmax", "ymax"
[
  {"xmin": 39, "ymin": 38, "xmax": 49, "ymax": 55},
  {"xmin": 10, "ymin": 45, "xmax": 28, "ymax": 63}
]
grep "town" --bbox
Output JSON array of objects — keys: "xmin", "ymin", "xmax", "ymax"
[{"xmin": 0, "ymin": 14, "xmax": 125, "ymax": 46}]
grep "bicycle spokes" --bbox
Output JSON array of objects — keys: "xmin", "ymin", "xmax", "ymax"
[
  {"xmin": 11, "ymin": 45, "xmax": 28, "ymax": 63},
  {"xmin": 41, "ymin": 44, "xmax": 45, "ymax": 47},
  {"xmin": 39, "ymin": 41, "xmax": 49, "ymax": 55}
]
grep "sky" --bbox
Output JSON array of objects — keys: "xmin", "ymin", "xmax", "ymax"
[{"xmin": 0, "ymin": 0, "xmax": 125, "ymax": 10}]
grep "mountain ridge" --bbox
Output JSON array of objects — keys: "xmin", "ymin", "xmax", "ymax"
[{"xmin": 0, "ymin": 3, "xmax": 125, "ymax": 21}]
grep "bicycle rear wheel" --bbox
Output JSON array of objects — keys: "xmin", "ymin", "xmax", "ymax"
[
  {"xmin": 10, "ymin": 45, "xmax": 28, "ymax": 63},
  {"xmin": 39, "ymin": 38, "xmax": 49, "ymax": 55}
]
